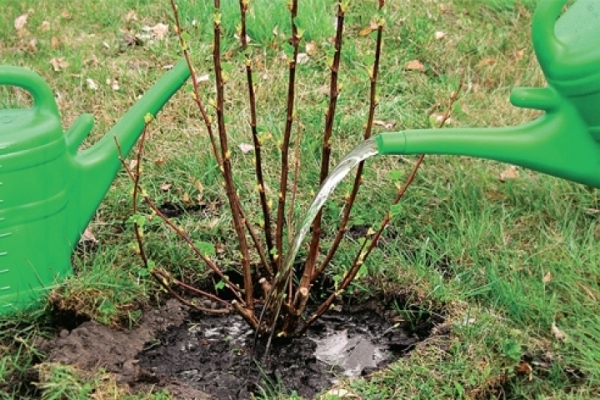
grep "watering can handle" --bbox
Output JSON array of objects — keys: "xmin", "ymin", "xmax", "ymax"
[{"xmin": 0, "ymin": 66, "xmax": 59, "ymax": 115}]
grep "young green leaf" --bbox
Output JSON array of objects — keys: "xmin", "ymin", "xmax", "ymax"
[{"xmin": 194, "ymin": 241, "xmax": 216, "ymax": 257}]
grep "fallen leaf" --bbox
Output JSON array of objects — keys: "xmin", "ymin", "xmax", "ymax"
[
  {"xmin": 477, "ymin": 57, "xmax": 496, "ymax": 67},
  {"xmin": 86, "ymin": 78, "xmax": 98, "ymax": 90},
  {"xmin": 195, "ymin": 74, "xmax": 210, "ymax": 84},
  {"xmin": 106, "ymin": 78, "xmax": 119, "ymax": 91},
  {"xmin": 551, "ymin": 323, "xmax": 566, "ymax": 342},
  {"xmin": 543, "ymin": 271, "xmax": 552, "ymax": 284},
  {"xmin": 160, "ymin": 182, "xmax": 172, "ymax": 192},
  {"xmin": 430, "ymin": 113, "xmax": 453, "ymax": 126},
  {"xmin": 182, "ymin": 192, "xmax": 192, "ymax": 205},
  {"xmin": 193, "ymin": 180, "xmax": 204, "ymax": 193},
  {"xmin": 515, "ymin": 362, "xmax": 533, "ymax": 381},
  {"xmin": 102, "ymin": 41, "xmax": 110, "ymax": 49},
  {"xmin": 323, "ymin": 388, "xmax": 360, "ymax": 399},
  {"xmin": 82, "ymin": 227, "xmax": 98, "ymax": 244},
  {"xmin": 238, "ymin": 143, "xmax": 254, "ymax": 154},
  {"xmin": 154, "ymin": 156, "xmax": 165, "ymax": 166},
  {"xmin": 125, "ymin": 9, "xmax": 137, "ymax": 22},
  {"xmin": 359, "ymin": 21, "xmax": 378, "ymax": 36},
  {"xmin": 499, "ymin": 165, "xmax": 519, "ymax": 182},
  {"xmin": 374, "ymin": 119, "xmax": 396, "ymax": 129},
  {"xmin": 434, "ymin": 31, "xmax": 446, "ymax": 40},
  {"xmin": 128, "ymin": 159, "xmax": 138, "ymax": 171},
  {"xmin": 39, "ymin": 21, "xmax": 50, "ymax": 31},
  {"xmin": 514, "ymin": 49, "xmax": 525, "ymax": 62},
  {"xmin": 405, "ymin": 59, "xmax": 425, "ymax": 72},
  {"xmin": 296, "ymin": 53, "xmax": 310, "ymax": 64},
  {"xmin": 233, "ymin": 33, "xmax": 251, "ymax": 43},
  {"xmin": 142, "ymin": 23, "xmax": 169, "ymax": 40},
  {"xmin": 515, "ymin": 362, "xmax": 532, "ymax": 374},
  {"xmin": 305, "ymin": 41, "xmax": 317, "ymax": 55},
  {"xmin": 61, "ymin": 8, "xmax": 71, "ymax": 19},
  {"xmin": 14, "ymin": 14, "xmax": 28, "ymax": 31},
  {"xmin": 49, "ymin": 57, "xmax": 69, "ymax": 72},
  {"xmin": 27, "ymin": 39, "xmax": 37, "ymax": 53},
  {"xmin": 51, "ymin": 36, "xmax": 61, "ymax": 49},
  {"xmin": 207, "ymin": 218, "xmax": 220, "ymax": 229}
]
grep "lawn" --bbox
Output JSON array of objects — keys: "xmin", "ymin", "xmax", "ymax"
[{"xmin": 1, "ymin": 0, "xmax": 599, "ymax": 398}]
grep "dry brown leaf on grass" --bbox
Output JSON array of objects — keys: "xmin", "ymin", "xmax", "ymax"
[
  {"xmin": 430, "ymin": 112, "xmax": 453, "ymax": 126},
  {"xmin": 551, "ymin": 322, "xmax": 567, "ymax": 342},
  {"xmin": 141, "ymin": 23, "xmax": 169, "ymax": 40},
  {"xmin": 513, "ymin": 49, "xmax": 525, "ymax": 61},
  {"xmin": 543, "ymin": 271, "xmax": 552, "ymax": 284},
  {"xmin": 82, "ymin": 227, "xmax": 98, "ymax": 244},
  {"xmin": 405, "ymin": 59, "xmax": 425, "ymax": 72},
  {"xmin": 434, "ymin": 31, "xmax": 446, "ymax": 40},
  {"xmin": 49, "ymin": 57, "xmax": 69, "ymax": 72},
  {"xmin": 374, "ymin": 120, "xmax": 396, "ymax": 129},
  {"xmin": 322, "ymin": 387, "xmax": 361, "ymax": 399},
  {"xmin": 193, "ymin": 180, "xmax": 204, "ymax": 194},
  {"xmin": 106, "ymin": 78, "xmax": 119, "ymax": 91},
  {"xmin": 477, "ymin": 57, "xmax": 496, "ymax": 67},
  {"xmin": 27, "ymin": 39, "xmax": 37, "ymax": 53},
  {"xmin": 86, "ymin": 78, "xmax": 98, "ymax": 90},
  {"xmin": 296, "ymin": 53, "xmax": 310, "ymax": 64},
  {"xmin": 515, "ymin": 362, "xmax": 533, "ymax": 381},
  {"xmin": 499, "ymin": 165, "xmax": 519, "ymax": 182},
  {"xmin": 359, "ymin": 20, "xmax": 379, "ymax": 36},
  {"xmin": 125, "ymin": 9, "xmax": 137, "ymax": 22},
  {"xmin": 305, "ymin": 41, "xmax": 317, "ymax": 55},
  {"xmin": 195, "ymin": 74, "xmax": 210, "ymax": 84},
  {"xmin": 160, "ymin": 183, "xmax": 172, "ymax": 192},
  {"xmin": 51, "ymin": 36, "xmax": 61, "ymax": 49},
  {"xmin": 238, "ymin": 143, "xmax": 254, "ymax": 154},
  {"xmin": 14, "ymin": 14, "xmax": 28, "ymax": 31}
]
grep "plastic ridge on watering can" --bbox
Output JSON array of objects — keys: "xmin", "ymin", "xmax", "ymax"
[
  {"xmin": 376, "ymin": 0, "xmax": 600, "ymax": 188},
  {"xmin": 0, "ymin": 61, "xmax": 190, "ymax": 315}
]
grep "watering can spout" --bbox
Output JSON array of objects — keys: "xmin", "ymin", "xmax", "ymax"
[
  {"xmin": 376, "ymin": 86, "xmax": 600, "ymax": 188},
  {"xmin": 67, "ymin": 61, "xmax": 190, "ymax": 243}
]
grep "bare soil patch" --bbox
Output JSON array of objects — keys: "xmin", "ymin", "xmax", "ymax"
[{"xmin": 37, "ymin": 297, "xmax": 443, "ymax": 399}]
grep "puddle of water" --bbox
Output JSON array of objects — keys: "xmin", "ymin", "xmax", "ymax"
[
  {"xmin": 312, "ymin": 329, "xmax": 390, "ymax": 377},
  {"xmin": 178, "ymin": 314, "xmax": 391, "ymax": 378}
]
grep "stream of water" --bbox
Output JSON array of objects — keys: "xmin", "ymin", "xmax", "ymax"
[{"xmin": 263, "ymin": 136, "xmax": 380, "ymax": 344}]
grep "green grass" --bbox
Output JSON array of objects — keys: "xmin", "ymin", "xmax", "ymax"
[{"xmin": 2, "ymin": 0, "xmax": 600, "ymax": 398}]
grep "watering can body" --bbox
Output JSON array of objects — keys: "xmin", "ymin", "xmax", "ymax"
[
  {"xmin": 376, "ymin": 0, "xmax": 600, "ymax": 188},
  {"xmin": 0, "ymin": 62, "xmax": 190, "ymax": 315}
]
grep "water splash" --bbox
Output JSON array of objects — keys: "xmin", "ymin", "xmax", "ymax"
[
  {"xmin": 261, "ymin": 137, "xmax": 379, "ymax": 350},
  {"xmin": 312, "ymin": 329, "xmax": 389, "ymax": 377}
]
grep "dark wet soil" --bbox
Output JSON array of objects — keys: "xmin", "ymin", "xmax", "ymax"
[{"xmin": 39, "ymin": 298, "xmax": 442, "ymax": 400}]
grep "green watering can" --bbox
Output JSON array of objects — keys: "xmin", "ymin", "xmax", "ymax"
[
  {"xmin": 0, "ymin": 61, "xmax": 190, "ymax": 315},
  {"xmin": 377, "ymin": 0, "xmax": 600, "ymax": 188}
]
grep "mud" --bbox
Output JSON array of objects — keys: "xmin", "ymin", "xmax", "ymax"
[
  {"xmin": 40, "ymin": 299, "xmax": 209, "ymax": 399},
  {"xmin": 39, "ymin": 298, "xmax": 442, "ymax": 399}
]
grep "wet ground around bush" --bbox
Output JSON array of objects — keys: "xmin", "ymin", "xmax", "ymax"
[{"xmin": 38, "ymin": 297, "xmax": 443, "ymax": 399}]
